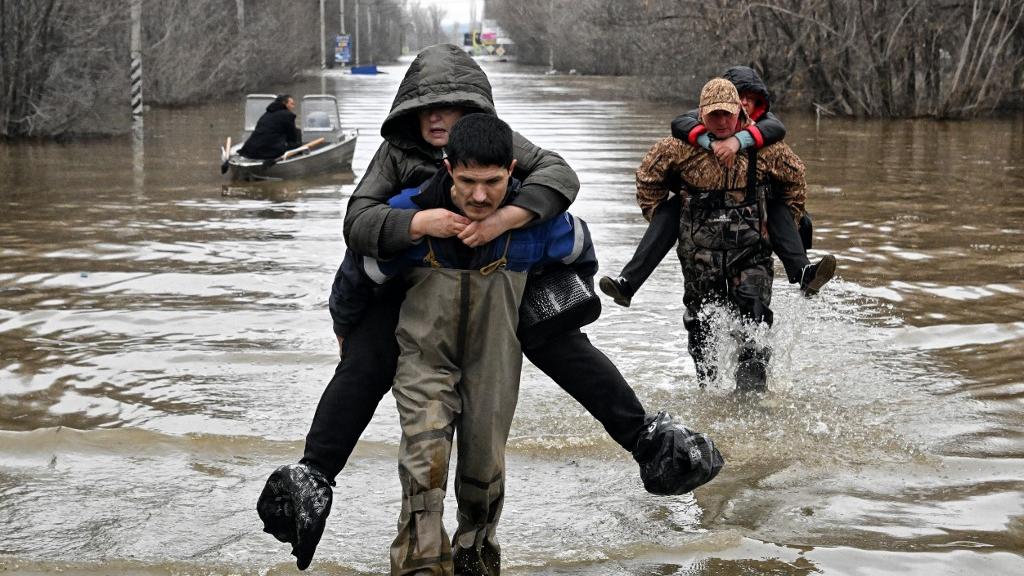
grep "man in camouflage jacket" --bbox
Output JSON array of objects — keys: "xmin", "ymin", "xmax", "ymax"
[{"xmin": 635, "ymin": 78, "xmax": 807, "ymax": 390}]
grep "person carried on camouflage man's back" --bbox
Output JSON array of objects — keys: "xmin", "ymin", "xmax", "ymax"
[
  {"xmin": 600, "ymin": 66, "xmax": 835, "ymax": 308},
  {"xmin": 635, "ymin": 78, "xmax": 808, "ymax": 391}
]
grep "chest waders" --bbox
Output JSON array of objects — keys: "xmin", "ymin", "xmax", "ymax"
[
  {"xmin": 678, "ymin": 149, "xmax": 775, "ymax": 390},
  {"xmin": 390, "ymin": 239, "xmax": 525, "ymax": 576}
]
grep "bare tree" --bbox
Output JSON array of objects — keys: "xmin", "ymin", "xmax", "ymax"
[
  {"xmin": 490, "ymin": 0, "xmax": 1024, "ymax": 117},
  {"xmin": 143, "ymin": 0, "xmax": 319, "ymax": 105},
  {"xmin": 2, "ymin": 0, "xmax": 377, "ymax": 138},
  {"xmin": 403, "ymin": 1, "xmax": 447, "ymax": 51},
  {"xmin": 1, "ymin": 0, "xmax": 126, "ymax": 137},
  {"xmin": 427, "ymin": 4, "xmax": 447, "ymax": 45}
]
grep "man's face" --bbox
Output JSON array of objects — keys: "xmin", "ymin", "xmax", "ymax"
[
  {"xmin": 446, "ymin": 159, "xmax": 517, "ymax": 221},
  {"xmin": 419, "ymin": 107, "xmax": 464, "ymax": 148},
  {"xmin": 285, "ymin": 97, "xmax": 296, "ymax": 113},
  {"xmin": 704, "ymin": 110, "xmax": 737, "ymax": 139}
]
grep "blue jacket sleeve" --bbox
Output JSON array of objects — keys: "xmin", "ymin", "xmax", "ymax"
[{"xmin": 540, "ymin": 213, "xmax": 599, "ymax": 282}]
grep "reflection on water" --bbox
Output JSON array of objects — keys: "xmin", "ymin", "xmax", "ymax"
[{"xmin": 1, "ymin": 60, "xmax": 1022, "ymax": 574}]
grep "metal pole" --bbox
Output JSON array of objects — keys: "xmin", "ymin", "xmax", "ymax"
[
  {"xmin": 319, "ymin": 0, "xmax": 326, "ymax": 69},
  {"xmin": 340, "ymin": 0, "xmax": 345, "ymax": 35},
  {"xmin": 354, "ymin": 0, "xmax": 360, "ymax": 66},
  {"xmin": 366, "ymin": 0, "xmax": 372, "ymax": 64},
  {"xmin": 235, "ymin": 0, "xmax": 244, "ymax": 29},
  {"xmin": 547, "ymin": 0, "xmax": 554, "ymax": 72}
]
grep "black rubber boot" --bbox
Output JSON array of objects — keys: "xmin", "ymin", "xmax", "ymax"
[
  {"xmin": 598, "ymin": 275, "xmax": 633, "ymax": 307},
  {"xmin": 453, "ymin": 533, "xmax": 501, "ymax": 576},
  {"xmin": 735, "ymin": 347, "xmax": 771, "ymax": 392},
  {"xmin": 686, "ymin": 315, "xmax": 716, "ymax": 387},
  {"xmin": 800, "ymin": 254, "xmax": 837, "ymax": 296}
]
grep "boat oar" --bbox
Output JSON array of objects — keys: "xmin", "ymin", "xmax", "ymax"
[
  {"xmin": 282, "ymin": 137, "xmax": 327, "ymax": 160},
  {"xmin": 220, "ymin": 137, "xmax": 232, "ymax": 174},
  {"xmin": 262, "ymin": 137, "xmax": 327, "ymax": 168}
]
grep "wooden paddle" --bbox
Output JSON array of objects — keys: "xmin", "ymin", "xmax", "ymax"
[
  {"xmin": 280, "ymin": 137, "xmax": 327, "ymax": 161},
  {"xmin": 220, "ymin": 137, "xmax": 232, "ymax": 174}
]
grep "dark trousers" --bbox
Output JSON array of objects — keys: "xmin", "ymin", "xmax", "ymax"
[
  {"xmin": 766, "ymin": 200, "xmax": 811, "ymax": 283},
  {"xmin": 619, "ymin": 195, "xmax": 811, "ymax": 293},
  {"xmin": 619, "ymin": 195, "xmax": 682, "ymax": 295},
  {"xmin": 522, "ymin": 330, "xmax": 646, "ymax": 453},
  {"xmin": 302, "ymin": 293, "xmax": 401, "ymax": 480},
  {"xmin": 302, "ymin": 291, "xmax": 648, "ymax": 481}
]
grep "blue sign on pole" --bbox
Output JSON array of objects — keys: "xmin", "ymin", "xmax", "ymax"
[{"xmin": 334, "ymin": 35, "xmax": 351, "ymax": 65}]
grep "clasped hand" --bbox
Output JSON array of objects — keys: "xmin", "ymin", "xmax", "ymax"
[
  {"xmin": 410, "ymin": 205, "xmax": 532, "ymax": 247},
  {"xmin": 711, "ymin": 136, "xmax": 741, "ymax": 168}
]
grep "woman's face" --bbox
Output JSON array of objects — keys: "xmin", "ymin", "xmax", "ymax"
[
  {"xmin": 418, "ymin": 107, "xmax": 465, "ymax": 148},
  {"xmin": 741, "ymin": 91, "xmax": 765, "ymax": 117}
]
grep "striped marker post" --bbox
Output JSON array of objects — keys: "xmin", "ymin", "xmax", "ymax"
[
  {"xmin": 130, "ymin": 0, "xmax": 143, "ymax": 131},
  {"xmin": 130, "ymin": 0, "xmax": 144, "ymax": 190}
]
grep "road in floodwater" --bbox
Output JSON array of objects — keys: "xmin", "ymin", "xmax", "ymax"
[{"xmin": 1, "ymin": 58, "xmax": 1023, "ymax": 575}]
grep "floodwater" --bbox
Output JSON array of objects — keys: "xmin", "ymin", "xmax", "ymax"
[{"xmin": 1, "ymin": 58, "xmax": 1022, "ymax": 575}]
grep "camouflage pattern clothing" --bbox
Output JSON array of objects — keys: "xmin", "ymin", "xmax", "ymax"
[
  {"xmin": 635, "ymin": 136, "xmax": 807, "ymax": 386},
  {"xmin": 636, "ymin": 136, "xmax": 805, "ymax": 223}
]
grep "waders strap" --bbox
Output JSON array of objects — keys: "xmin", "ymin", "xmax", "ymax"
[
  {"xmin": 424, "ymin": 238, "xmax": 442, "ymax": 268},
  {"xmin": 479, "ymin": 234, "xmax": 512, "ymax": 276},
  {"xmin": 406, "ymin": 488, "xmax": 446, "ymax": 513},
  {"xmin": 746, "ymin": 147, "xmax": 767, "ymax": 236}
]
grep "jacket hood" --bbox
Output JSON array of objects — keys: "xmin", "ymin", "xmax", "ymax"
[
  {"xmin": 723, "ymin": 66, "xmax": 772, "ymax": 115},
  {"xmin": 381, "ymin": 44, "xmax": 496, "ymax": 151},
  {"xmin": 266, "ymin": 100, "xmax": 289, "ymax": 113}
]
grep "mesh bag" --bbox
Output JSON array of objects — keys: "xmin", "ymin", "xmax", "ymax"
[
  {"xmin": 257, "ymin": 463, "xmax": 333, "ymax": 570},
  {"xmin": 518, "ymin": 266, "xmax": 601, "ymax": 348},
  {"xmin": 633, "ymin": 412, "xmax": 725, "ymax": 495}
]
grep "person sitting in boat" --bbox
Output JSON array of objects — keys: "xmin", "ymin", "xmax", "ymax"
[{"xmin": 238, "ymin": 94, "xmax": 302, "ymax": 160}]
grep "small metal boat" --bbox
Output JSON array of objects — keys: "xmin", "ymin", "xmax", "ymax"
[{"xmin": 223, "ymin": 94, "xmax": 358, "ymax": 182}]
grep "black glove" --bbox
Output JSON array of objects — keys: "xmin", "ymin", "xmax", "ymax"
[{"xmin": 256, "ymin": 463, "xmax": 333, "ymax": 570}]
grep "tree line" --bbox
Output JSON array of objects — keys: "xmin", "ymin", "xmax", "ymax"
[
  {"xmin": 490, "ymin": 0, "xmax": 1024, "ymax": 118},
  {"xmin": 9, "ymin": 0, "xmax": 1014, "ymax": 139},
  {"xmin": 0, "ymin": 0, "xmax": 413, "ymax": 139}
]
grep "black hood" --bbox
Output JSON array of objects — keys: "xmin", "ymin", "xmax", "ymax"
[
  {"xmin": 266, "ymin": 100, "xmax": 289, "ymax": 113},
  {"xmin": 723, "ymin": 66, "xmax": 772, "ymax": 112},
  {"xmin": 381, "ymin": 44, "xmax": 496, "ymax": 153}
]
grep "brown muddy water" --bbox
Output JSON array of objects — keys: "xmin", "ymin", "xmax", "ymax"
[{"xmin": 1, "ymin": 59, "xmax": 1023, "ymax": 575}]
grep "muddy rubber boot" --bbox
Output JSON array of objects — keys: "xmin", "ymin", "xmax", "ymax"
[
  {"xmin": 735, "ymin": 347, "xmax": 770, "ymax": 392},
  {"xmin": 257, "ymin": 463, "xmax": 333, "ymax": 570},
  {"xmin": 453, "ymin": 532, "xmax": 501, "ymax": 576},
  {"xmin": 687, "ymin": 326, "xmax": 716, "ymax": 388}
]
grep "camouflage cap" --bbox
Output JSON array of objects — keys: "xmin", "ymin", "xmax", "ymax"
[{"xmin": 699, "ymin": 77, "xmax": 741, "ymax": 117}]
